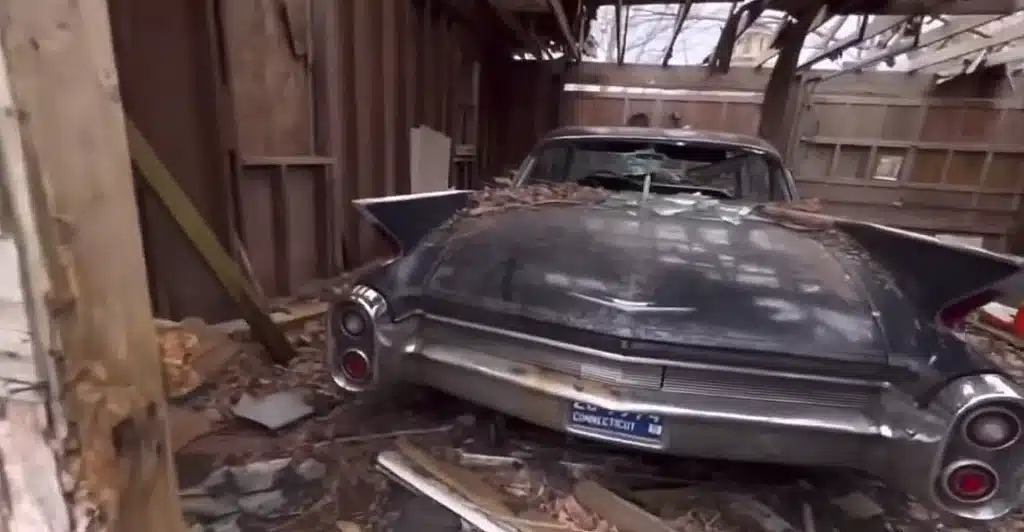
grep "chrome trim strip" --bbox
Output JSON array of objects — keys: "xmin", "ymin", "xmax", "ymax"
[
  {"xmin": 419, "ymin": 312, "xmax": 883, "ymax": 387},
  {"xmin": 416, "ymin": 343, "xmax": 877, "ymax": 435}
]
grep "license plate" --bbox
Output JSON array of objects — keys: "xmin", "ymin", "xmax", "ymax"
[{"xmin": 568, "ymin": 401, "xmax": 664, "ymax": 444}]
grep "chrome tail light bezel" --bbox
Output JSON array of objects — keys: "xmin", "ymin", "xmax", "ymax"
[{"xmin": 327, "ymin": 285, "xmax": 389, "ymax": 392}]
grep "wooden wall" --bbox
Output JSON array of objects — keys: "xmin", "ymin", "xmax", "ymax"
[
  {"xmin": 110, "ymin": 0, "xmax": 563, "ymax": 318},
  {"xmin": 563, "ymin": 63, "xmax": 1024, "ymax": 252}
]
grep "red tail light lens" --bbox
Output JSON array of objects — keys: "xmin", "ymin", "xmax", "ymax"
[
  {"xmin": 945, "ymin": 463, "xmax": 997, "ymax": 502},
  {"xmin": 340, "ymin": 349, "xmax": 371, "ymax": 382}
]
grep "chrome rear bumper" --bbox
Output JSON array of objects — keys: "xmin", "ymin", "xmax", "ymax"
[
  {"xmin": 328, "ymin": 300, "xmax": 1024, "ymax": 521},
  {"xmin": 410, "ymin": 344, "xmax": 876, "ymax": 465}
]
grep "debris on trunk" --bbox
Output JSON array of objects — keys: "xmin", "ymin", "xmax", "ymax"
[
  {"xmin": 759, "ymin": 197, "xmax": 837, "ymax": 232},
  {"xmin": 465, "ymin": 182, "xmax": 609, "ymax": 218}
]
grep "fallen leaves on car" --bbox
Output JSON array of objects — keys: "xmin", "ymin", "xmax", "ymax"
[{"xmin": 466, "ymin": 182, "xmax": 610, "ymax": 217}]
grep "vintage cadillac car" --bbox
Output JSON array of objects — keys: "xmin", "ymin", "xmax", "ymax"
[{"xmin": 328, "ymin": 126, "xmax": 1024, "ymax": 520}]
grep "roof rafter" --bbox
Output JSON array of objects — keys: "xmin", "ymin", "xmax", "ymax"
[
  {"xmin": 754, "ymin": 8, "xmax": 833, "ymax": 67},
  {"xmin": 906, "ymin": 14, "xmax": 1007, "ymax": 60},
  {"xmin": 908, "ymin": 17, "xmax": 1024, "ymax": 71},
  {"xmin": 662, "ymin": 0, "xmax": 696, "ymax": 66},
  {"xmin": 798, "ymin": 15, "xmax": 908, "ymax": 70},
  {"xmin": 547, "ymin": 0, "xmax": 582, "ymax": 59},
  {"xmin": 822, "ymin": 14, "xmax": 1004, "ymax": 80}
]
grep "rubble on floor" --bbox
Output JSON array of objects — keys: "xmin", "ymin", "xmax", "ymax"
[{"xmin": 156, "ymin": 300, "xmax": 1024, "ymax": 532}]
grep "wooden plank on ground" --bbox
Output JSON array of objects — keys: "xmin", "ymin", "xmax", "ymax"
[
  {"xmin": 394, "ymin": 438, "xmax": 565, "ymax": 532},
  {"xmin": 573, "ymin": 480, "xmax": 676, "ymax": 532},
  {"xmin": 125, "ymin": 119, "xmax": 298, "ymax": 364},
  {"xmin": 0, "ymin": 0, "xmax": 187, "ymax": 529}
]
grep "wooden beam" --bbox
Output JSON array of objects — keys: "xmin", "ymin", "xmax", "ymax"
[
  {"xmin": 582, "ymin": 0, "xmax": 1024, "ymax": 14},
  {"xmin": 759, "ymin": 6, "xmax": 816, "ymax": 151},
  {"xmin": 799, "ymin": 15, "xmax": 907, "ymax": 69},
  {"xmin": 906, "ymin": 14, "xmax": 1006, "ymax": 60},
  {"xmin": 614, "ymin": 2, "xmax": 622, "ymax": 64},
  {"xmin": 707, "ymin": 0, "xmax": 767, "ymax": 73},
  {"xmin": 845, "ymin": 0, "xmax": 1024, "ymax": 14},
  {"xmin": 662, "ymin": 0, "xmax": 694, "ymax": 67},
  {"xmin": 125, "ymin": 120, "xmax": 298, "ymax": 365},
  {"xmin": 485, "ymin": 0, "xmax": 547, "ymax": 59},
  {"xmin": 821, "ymin": 14, "xmax": 1002, "ymax": 80},
  {"xmin": 755, "ymin": 9, "xmax": 834, "ymax": 68},
  {"xmin": 546, "ymin": 0, "xmax": 580, "ymax": 60},
  {"xmin": 981, "ymin": 43, "xmax": 1024, "ymax": 68},
  {"xmin": 0, "ymin": 0, "xmax": 186, "ymax": 530}
]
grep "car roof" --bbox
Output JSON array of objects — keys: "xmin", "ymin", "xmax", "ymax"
[{"xmin": 540, "ymin": 126, "xmax": 780, "ymax": 156}]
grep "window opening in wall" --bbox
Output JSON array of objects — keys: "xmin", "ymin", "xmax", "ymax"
[{"xmin": 873, "ymin": 154, "xmax": 904, "ymax": 181}]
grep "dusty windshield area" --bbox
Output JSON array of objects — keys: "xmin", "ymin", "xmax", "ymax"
[{"xmin": 518, "ymin": 138, "xmax": 792, "ymax": 202}]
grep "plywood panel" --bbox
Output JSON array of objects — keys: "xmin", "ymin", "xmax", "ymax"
[
  {"xmin": 238, "ymin": 159, "xmax": 332, "ymax": 297},
  {"xmin": 222, "ymin": 0, "xmax": 314, "ymax": 156}
]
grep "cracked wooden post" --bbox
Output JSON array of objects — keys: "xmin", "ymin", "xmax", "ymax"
[
  {"xmin": 0, "ymin": 0, "xmax": 185, "ymax": 530},
  {"xmin": 758, "ymin": 7, "xmax": 817, "ymax": 154}
]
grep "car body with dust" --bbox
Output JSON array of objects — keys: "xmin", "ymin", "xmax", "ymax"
[{"xmin": 327, "ymin": 126, "xmax": 1024, "ymax": 521}]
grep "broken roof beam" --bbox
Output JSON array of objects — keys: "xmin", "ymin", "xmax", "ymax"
[
  {"xmin": 755, "ymin": 9, "xmax": 834, "ymax": 67},
  {"xmin": 908, "ymin": 18, "xmax": 1024, "ymax": 71},
  {"xmin": 546, "ymin": 0, "xmax": 581, "ymax": 60},
  {"xmin": 617, "ymin": 3, "xmax": 631, "ymax": 64},
  {"xmin": 798, "ymin": 15, "xmax": 908, "ymax": 70},
  {"xmin": 822, "ymin": 14, "xmax": 1004, "ymax": 79},
  {"xmin": 662, "ymin": 0, "xmax": 695, "ymax": 66},
  {"xmin": 581, "ymin": 0, "xmax": 1023, "ymax": 14},
  {"xmin": 859, "ymin": 0, "xmax": 1024, "ymax": 14},
  {"xmin": 707, "ymin": 0, "xmax": 770, "ymax": 73},
  {"xmin": 906, "ymin": 14, "xmax": 1007, "ymax": 60},
  {"xmin": 485, "ymin": 0, "xmax": 548, "ymax": 59},
  {"xmin": 982, "ymin": 42, "xmax": 1024, "ymax": 67}
]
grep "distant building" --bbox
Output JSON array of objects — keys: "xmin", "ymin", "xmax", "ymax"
[{"xmin": 732, "ymin": 21, "xmax": 775, "ymax": 67}]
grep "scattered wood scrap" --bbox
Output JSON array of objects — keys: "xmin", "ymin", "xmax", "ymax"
[
  {"xmin": 384, "ymin": 438, "xmax": 721, "ymax": 532},
  {"xmin": 158, "ymin": 317, "xmax": 242, "ymax": 398},
  {"xmin": 574, "ymin": 481, "xmax": 675, "ymax": 532}
]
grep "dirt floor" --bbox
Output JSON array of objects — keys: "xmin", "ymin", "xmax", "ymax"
[{"xmin": 163, "ymin": 306, "xmax": 1024, "ymax": 532}]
